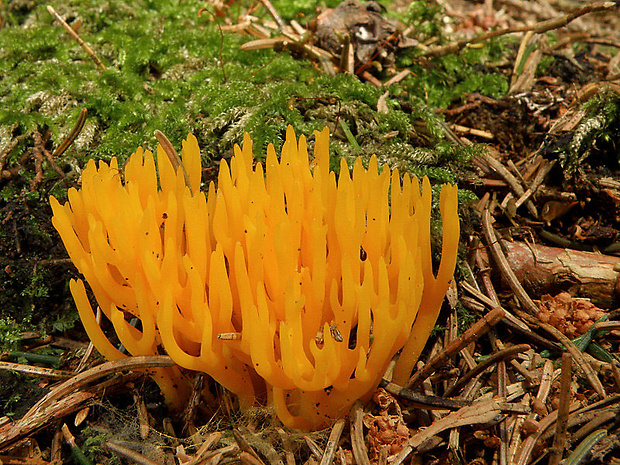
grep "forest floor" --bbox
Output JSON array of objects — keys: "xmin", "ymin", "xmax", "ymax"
[{"xmin": 1, "ymin": 0, "xmax": 620, "ymax": 464}]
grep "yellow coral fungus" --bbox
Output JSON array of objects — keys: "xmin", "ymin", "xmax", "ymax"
[{"xmin": 50, "ymin": 126, "xmax": 459, "ymax": 430}]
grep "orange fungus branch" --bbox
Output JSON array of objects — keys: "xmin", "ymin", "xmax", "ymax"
[{"xmin": 50, "ymin": 126, "xmax": 459, "ymax": 430}]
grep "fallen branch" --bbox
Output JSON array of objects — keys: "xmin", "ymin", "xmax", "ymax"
[
  {"xmin": 498, "ymin": 240, "xmax": 620, "ymax": 308},
  {"xmin": 0, "ymin": 356, "xmax": 176, "ymax": 451},
  {"xmin": 0, "ymin": 372, "xmax": 140, "ymax": 452}
]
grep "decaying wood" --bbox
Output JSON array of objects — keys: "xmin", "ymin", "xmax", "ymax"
[
  {"xmin": 499, "ymin": 240, "xmax": 620, "ymax": 307},
  {"xmin": 0, "ymin": 361, "xmax": 73, "ymax": 380},
  {"xmin": 0, "ymin": 372, "xmax": 141, "ymax": 452},
  {"xmin": 0, "ymin": 356, "xmax": 175, "ymax": 452},
  {"xmin": 28, "ymin": 356, "xmax": 175, "ymax": 414}
]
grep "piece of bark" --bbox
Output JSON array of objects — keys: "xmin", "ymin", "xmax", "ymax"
[{"xmin": 496, "ymin": 241, "xmax": 620, "ymax": 307}]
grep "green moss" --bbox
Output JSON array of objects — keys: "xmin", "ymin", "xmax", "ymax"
[
  {"xmin": 0, "ymin": 0, "xmax": 508, "ymax": 179},
  {"xmin": 272, "ymin": 0, "xmax": 342, "ymax": 23},
  {"xmin": 0, "ymin": 318, "xmax": 23, "ymax": 352},
  {"xmin": 405, "ymin": 0, "xmax": 445, "ymax": 41},
  {"xmin": 0, "ymin": 0, "xmax": 515, "ymax": 353},
  {"xmin": 557, "ymin": 91, "xmax": 620, "ymax": 177}
]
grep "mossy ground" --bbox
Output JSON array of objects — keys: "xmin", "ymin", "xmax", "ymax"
[
  {"xmin": 0, "ymin": 0, "xmax": 502, "ymax": 352},
  {"xmin": 0, "ymin": 2, "xmax": 542, "ymax": 451},
  {"xmin": 2, "ymin": 0, "xmax": 620, "ymax": 462}
]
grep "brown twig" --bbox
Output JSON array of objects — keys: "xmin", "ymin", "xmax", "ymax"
[
  {"xmin": 0, "ymin": 371, "xmax": 142, "ymax": 451},
  {"xmin": 27, "ymin": 355, "xmax": 175, "ymax": 415},
  {"xmin": 304, "ymin": 436, "xmax": 323, "ymax": 461},
  {"xmin": 47, "ymin": 5, "xmax": 106, "ymax": 70},
  {"xmin": 549, "ymin": 352, "xmax": 572, "ymax": 465},
  {"xmin": 238, "ymin": 427, "xmax": 284, "ymax": 465},
  {"xmin": 515, "ymin": 401, "xmax": 583, "ymax": 465},
  {"xmin": 446, "ymin": 302, "xmax": 459, "ymax": 391},
  {"xmin": 444, "ymin": 343, "xmax": 531, "ymax": 397},
  {"xmin": 460, "ymin": 278, "xmax": 548, "ymax": 349},
  {"xmin": 241, "ymin": 451, "xmax": 267, "ymax": 465},
  {"xmin": 393, "ymin": 398, "xmax": 530, "ymax": 464},
  {"xmin": 185, "ymin": 432, "xmax": 223, "ymax": 465},
  {"xmin": 360, "ymin": 70, "xmax": 383, "ymax": 87},
  {"xmin": 478, "ymin": 152, "xmax": 538, "ymax": 217},
  {"xmin": 339, "ymin": 34, "xmax": 354, "ymax": 74},
  {"xmin": 536, "ymin": 401, "xmax": 619, "ymax": 446},
  {"xmin": 497, "ymin": 357, "xmax": 509, "ymax": 465},
  {"xmin": 507, "ymin": 393, "xmax": 531, "ymax": 464},
  {"xmin": 134, "ymin": 393, "xmax": 150, "ymax": 440},
  {"xmin": 380, "ymin": 380, "xmax": 471, "ymax": 410},
  {"xmin": 51, "ymin": 424, "xmax": 63, "ymax": 463},
  {"xmin": 31, "ymin": 130, "xmax": 46, "ymax": 190},
  {"xmin": 277, "ymin": 429, "xmax": 296, "ymax": 465},
  {"xmin": 258, "ymin": 0, "xmax": 285, "ymax": 31},
  {"xmin": 404, "ymin": 307, "xmax": 506, "ymax": 389},
  {"xmin": 514, "ymin": 159, "xmax": 556, "ymax": 210},
  {"xmin": 61, "ymin": 423, "xmax": 79, "ymax": 450},
  {"xmin": 481, "ymin": 208, "xmax": 540, "ymax": 315},
  {"xmin": 233, "ymin": 429, "xmax": 266, "ymax": 465},
  {"xmin": 449, "ymin": 123, "xmax": 494, "ymax": 140},
  {"xmin": 571, "ymin": 410, "xmax": 617, "ymax": 444},
  {"xmin": 384, "ymin": 70, "xmax": 411, "ymax": 87}
]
